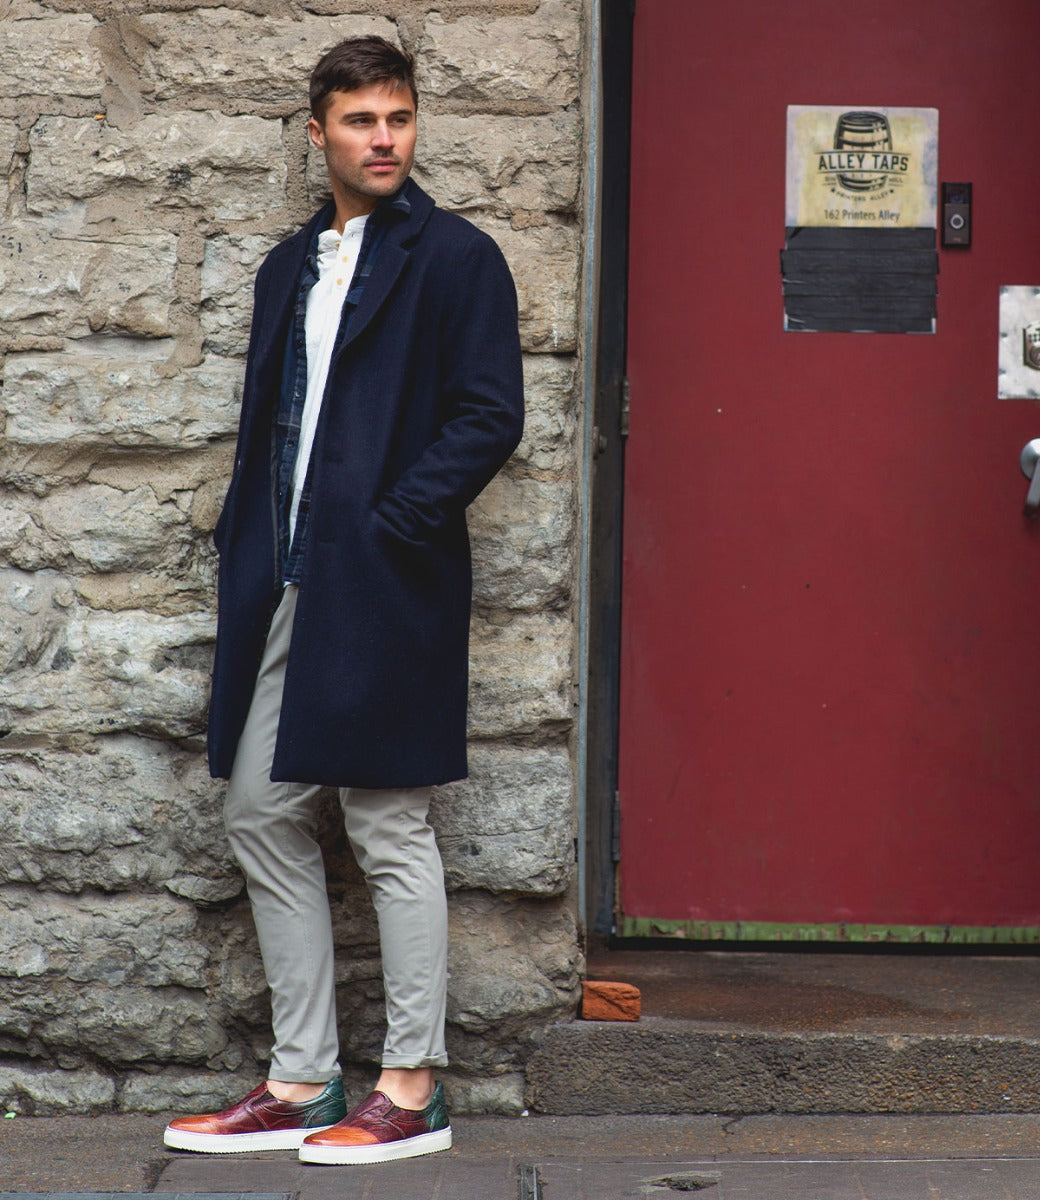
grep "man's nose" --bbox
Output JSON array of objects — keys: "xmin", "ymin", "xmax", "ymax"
[{"xmin": 372, "ymin": 121, "xmax": 394, "ymax": 149}]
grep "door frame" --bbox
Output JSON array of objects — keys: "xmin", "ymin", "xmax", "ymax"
[{"xmin": 583, "ymin": 0, "xmax": 634, "ymax": 941}]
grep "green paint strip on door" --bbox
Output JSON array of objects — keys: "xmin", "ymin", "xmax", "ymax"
[{"xmin": 619, "ymin": 917, "xmax": 1040, "ymax": 945}]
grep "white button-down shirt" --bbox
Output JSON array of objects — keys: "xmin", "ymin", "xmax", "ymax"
[{"xmin": 289, "ymin": 213, "xmax": 369, "ymax": 542}]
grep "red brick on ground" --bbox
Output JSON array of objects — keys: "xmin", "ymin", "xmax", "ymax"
[{"xmin": 581, "ymin": 980, "xmax": 641, "ymax": 1021}]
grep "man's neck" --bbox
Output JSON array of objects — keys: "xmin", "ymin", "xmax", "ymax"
[
  {"xmin": 330, "ymin": 189, "xmax": 378, "ymax": 234},
  {"xmin": 332, "ymin": 205, "xmax": 374, "ymax": 233}
]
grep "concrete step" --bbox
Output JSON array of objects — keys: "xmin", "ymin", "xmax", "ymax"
[{"xmin": 526, "ymin": 950, "xmax": 1040, "ymax": 1115}]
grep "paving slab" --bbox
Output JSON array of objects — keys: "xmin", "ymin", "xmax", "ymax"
[
  {"xmin": 0, "ymin": 1116, "xmax": 164, "ymax": 1192},
  {"xmin": 158, "ymin": 1155, "xmax": 518, "ymax": 1200},
  {"xmin": 5, "ymin": 1113, "xmax": 1040, "ymax": 1197},
  {"xmin": 533, "ymin": 1158, "xmax": 1040, "ymax": 1199},
  {"xmin": 0, "ymin": 1195, "xmax": 288, "ymax": 1200}
]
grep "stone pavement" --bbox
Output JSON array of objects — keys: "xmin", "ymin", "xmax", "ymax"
[{"xmin": 4, "ymin": 1111, "xmax": 1040, "ymax": 1199}]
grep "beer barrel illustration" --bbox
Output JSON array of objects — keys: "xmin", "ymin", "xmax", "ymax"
[{"xmin": 833, "ymin": 110, "xmax": 892, "ymax": 192}]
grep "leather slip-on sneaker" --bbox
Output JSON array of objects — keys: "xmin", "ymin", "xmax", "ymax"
[
  {"xmin": 163, "ymin": 1077, "xmax": 346, "ymax": 1153},
  {"xmin": 298, "ymin": 1081, "xmax": 452, "ymax": 1165}
]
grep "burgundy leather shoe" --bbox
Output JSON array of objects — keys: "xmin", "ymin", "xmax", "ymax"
[
  {"xmin": 163, "ymin": 1078, "xmax": 346, "ymax": 1153},
  {"xmin": 298, "ymin": 1082, "xmax": 452, "ymax": 1164}
]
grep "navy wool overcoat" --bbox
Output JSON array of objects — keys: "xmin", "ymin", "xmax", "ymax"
[{"xmin": 207, "ymin": 180, "xmax": 524, "ymax": 787}]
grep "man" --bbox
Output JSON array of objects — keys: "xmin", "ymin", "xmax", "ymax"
[{"xmin": 163, "ymin": 35, "xmax": 523, "ymax": 1165}]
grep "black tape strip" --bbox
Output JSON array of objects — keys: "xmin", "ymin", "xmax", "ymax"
[
  {"xmin": 781, "ymin": 273, "xmax": 937, "ymax": 297},
  {"xmin": 786, "ymin": 314, "xmax": 935, "ymax": 333},
  {"xmin": 784, "ymin": 226, "xmax": 936, "ymax": 249},
  {"xmin": 781, "ymin": 249, "xmax": 938, "ymax": 276},
  {"xmin": 784, "ymin": 295, "xmax": 936, "ymax": 320}
]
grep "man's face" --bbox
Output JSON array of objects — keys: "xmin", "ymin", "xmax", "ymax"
[{"xmin": 307, "ymin": 82, "xmax": 417, "ymax": 218}]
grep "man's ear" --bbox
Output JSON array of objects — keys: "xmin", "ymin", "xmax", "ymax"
[{"xmin": 306, "ymin": 117, "xmax": 325, "ymax": 150}]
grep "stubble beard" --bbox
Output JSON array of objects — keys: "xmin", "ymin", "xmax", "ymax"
[{"xmin": 332, "ymin": 158, "xmax": 410, "ymax": 207}]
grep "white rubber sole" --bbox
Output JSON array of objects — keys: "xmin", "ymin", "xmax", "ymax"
[
  {"xmin": 163, "ymin": 1122, "xmax": 336, "ymax": 1154},
  {"xmin": 297, "ymin": 1125, "xmax": 453, "ymax": 1165}
]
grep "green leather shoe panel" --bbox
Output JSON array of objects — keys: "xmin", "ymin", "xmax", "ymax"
[
  {"xmin": 305, "ymin": 1076, "xmax": 347, "ymax": 1127},
  {"xmin": 422, "ymin": 1081, "xmax": 450, "ymax": 1131}
]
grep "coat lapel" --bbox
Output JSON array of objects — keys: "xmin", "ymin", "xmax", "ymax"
[
  {"xmin": 250, "ymin": 203, "xmax": 332, "ymax": 381},
  {"xmin": 337, "ymin": 180, "xmax": 435, "ymax": 355},
  {"xmin": 339, "ymin": 243, "xmax": 408, "ymax": 352}
]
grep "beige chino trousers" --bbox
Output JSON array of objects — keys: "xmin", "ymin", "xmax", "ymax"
[{"xmin": 223, "ymin": 585, "xmax": 449, "ymax": 1082}]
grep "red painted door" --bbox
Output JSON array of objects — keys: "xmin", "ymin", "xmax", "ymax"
[{"xmin": 618, "ymin": 0, "xmax": 1040, "ymax": 937}]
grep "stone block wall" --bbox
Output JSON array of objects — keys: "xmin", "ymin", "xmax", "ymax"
[{"xmin": 0, "ymin": 0, "xmax": 585, "ymax": 1116}]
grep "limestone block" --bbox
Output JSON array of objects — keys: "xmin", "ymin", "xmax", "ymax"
[
  {"xmin": 0, "ymin": 736, "xmax": 236, "ymax": 899},
  {"xmin": 0, "ymin": 15, "xmax": 104, "ymax": 100},
  {"xmin": 471, "ymin": 215, "xmax": 580, "ymax": 352},
  {"xmin": 0, "ymin": 1063, "xmax": 116, "ymax": 1117},
  {"xmin": 0, "ymin": 483, "xmax": 195, "ymax": 573},
  {"xmin": 89, "ymin": 447, "xmax": 234, "ymax": 502},
  {"xmin": 469, "ymin": 611, "xmax": 572, "ymax": 738},
  {"xmin": 201, "ymin": 233, "xmax": 274, "ymax": 356},
  {"xmin": 446, "ymin": 893, "xmax": 581, "ymax": 1035},
  {"xmin": 3, "ymin": 349, "xmax": 241, "ymax": 449},
  {"xmin": 304, "ymin": 140, "xmax": 333, "ymax": 207},
  {"xmin": 410, "ymin": 111, "xmax": 580, "ymax": 213},
  {"xmin": 44, "ymin": 483, "xmax": 191, "ymax": 571},
  {"xmin": 119, "ymin": 1068, "xmax": 261, "ymax": 1115},
  {"xmin": 0, "ymin": 220, "xmax": 177, "ymax": 339},
  {"xmin": 210, "ymin": 906, "xmax": 270, "ymax": 1020},
  {"xmin": 332, "ymin": 979, "xmax": 387, "ymax": 1065},
  {"xmin": 0, "ymin": 889, "xmax": 208, "ymax": 989},
  {"xmin": 470, "ymin": 474, "xmax": 573, "ymax": 610},
  {"xmin": 1, "ymin": 120, "xmax": 18, "ymax": 173},
  {"xmin": 515, "ymin": 353, "xmax": 579, "ymax": 473},
  {"xmin": 74, "ymin": 569, "xmax": 216, "ymax": 617},
  {"xmin": 138, "ymin": 12, "xmax": 396, "ymax": 105},
  {"xmin": 0, "ymin": 600, "xmax": 214, "ymax": 739},
  {"xmin": 27, "ymin": 114, "xmax": 287, "ymax": 223},
  {"xmin": 444, "ymin": 1073, "xmax": 526, "ymax": 1116},
  {"xmin": 420, "ymin": 2, "xmax": 580, "ymax": 109},
  {"xmin": 0, "ymin": 502, "xmax": 42, "ymax": 572},
  {"xmin": 0, "ymin": 974, "xmax": 227, "ymax": 1065},
  {"xmin": 432, "ymin": 744, "xmax": 574, "ymax": 895},
  {"xmin": 0, "ymin": 568, "xmax": 74, "ymax": 676},
  {"xmin": 191, "ymin": 476, "xmax": 229, "ymax": 539}
]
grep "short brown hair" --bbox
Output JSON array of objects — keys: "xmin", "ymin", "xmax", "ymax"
[{"xmin": 309, "ymin": 35, "xmax": 417, "ymax": 122}]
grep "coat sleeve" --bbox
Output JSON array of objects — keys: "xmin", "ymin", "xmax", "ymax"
[{"xmin": 373, "ymin": 233, "xmax": 525, "ymax": 544}]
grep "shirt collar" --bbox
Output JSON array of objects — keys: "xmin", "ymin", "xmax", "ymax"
[{"xmin": 306, "ymin": 179, "xmax": 412, "ymax": 258}]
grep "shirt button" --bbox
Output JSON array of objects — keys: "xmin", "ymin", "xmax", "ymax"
[{"xmin": 336, "ymin": 278, "xmax": 343, "ymax": 286}]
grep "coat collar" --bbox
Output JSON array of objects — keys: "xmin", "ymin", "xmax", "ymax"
[{"xmin": 278, "ymin": 177, "xmax": 435, "ymax": 277}]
